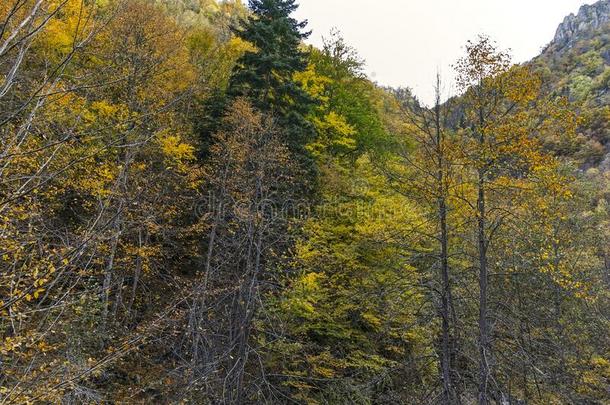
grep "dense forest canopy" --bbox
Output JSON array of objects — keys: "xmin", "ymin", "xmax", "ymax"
[{"xmin": 0, "ymin": 0, "xmax": 608, "ymax": 403}]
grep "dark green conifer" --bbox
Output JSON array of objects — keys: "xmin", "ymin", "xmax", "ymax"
[{"xmin": 228, "ymin": 0, "xmax": 316, "ymax": 151}]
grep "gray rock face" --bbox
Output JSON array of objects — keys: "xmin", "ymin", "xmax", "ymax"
[{"xmin": 553, "ymin": 0, "xmax": 610, "ymax": 46}]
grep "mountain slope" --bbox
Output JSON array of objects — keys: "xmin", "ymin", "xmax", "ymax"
[{"xmin": 532, "ymin": 0, "xmax": 610, "ymax": 169}]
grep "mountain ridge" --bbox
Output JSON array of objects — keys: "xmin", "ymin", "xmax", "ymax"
[
  {"xmin": 530, "ymin": 0, "xmax": 610, "ymax": 169},
  {"xmin": 551, "ymin": 0, "xmax": 610, "ymax": 49}
]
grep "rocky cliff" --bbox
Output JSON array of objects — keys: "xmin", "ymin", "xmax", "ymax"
[
  {"xmin": 551, "ymin": 0, "xmax": 610, "ymax": 49},
  {"xmin": 532, "ymin": 0, "xmax": 610, "ymax": 169}
]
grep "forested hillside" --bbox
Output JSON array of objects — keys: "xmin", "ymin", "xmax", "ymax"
[
  {"xmin": 0, "ymin": 0, "xmax": 608, "ymax": 404},
  {"xmin": 533, "ymin": 0, "xmax": 610, "ymax": 169}
]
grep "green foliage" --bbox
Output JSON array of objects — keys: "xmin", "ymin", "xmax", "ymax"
[
  {"xmin": 298, "ymin": 32, "xmax": 393, "ymax": 160},
  {"xmin": 227, "ymin": 0, "xmax": 316, "ymax": 150},
  {"xmin": 533, "ymin": 20, "xmax": 609, "ymax": 166},
  {"xmin": 570, "ymin": 74, "xmax": 595, "ymax": 101},
  {"xmin": 1, "ymin": 1, "xmax": 608, "ymax": 403},
  {"xmin": 263, "ymin": 157, "xmax": 436, "ymax": 403}
]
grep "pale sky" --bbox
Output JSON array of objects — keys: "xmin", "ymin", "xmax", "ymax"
[{"xmin": 293, "ymin": 0, "xmax": 598, "ymax": 105}]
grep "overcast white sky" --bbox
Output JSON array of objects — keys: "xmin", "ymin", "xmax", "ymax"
[{"xmin": 293, "ymin": 0, "xmax": 597, "ymax": 105}]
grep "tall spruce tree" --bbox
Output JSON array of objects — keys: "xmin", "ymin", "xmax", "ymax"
[{"xmin": 228, "ymin": 0, "xmax": 315, "ymax": 151}]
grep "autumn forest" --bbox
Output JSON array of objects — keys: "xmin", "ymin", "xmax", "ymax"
[{"xmin": 0, "ymin": 0, "xmax": 609, "ymax": 403}]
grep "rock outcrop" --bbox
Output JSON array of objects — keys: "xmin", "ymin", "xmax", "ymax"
[{"xmin": 552, "ymin": 0, "xmax": 610, "ymax": 48}]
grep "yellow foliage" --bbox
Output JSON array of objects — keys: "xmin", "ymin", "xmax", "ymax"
[
  {"xmin": 38, "ymin": 0, "xmax": 95, "ymax": 60},
  {"xmin": 158, "ymin": 131, "xmax": 196, "ymax": 170},
  {"xmin": 294, "ymin": 63, "xmax": 331, "ymax": 104}
]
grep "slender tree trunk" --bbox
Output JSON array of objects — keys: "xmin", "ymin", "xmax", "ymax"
[
  {"xmin": 434, "ymin": 79, "xmax": 455, "ymax": 403},
  {"xmin": 475, "ymin": 96, "xmax": 491, "ymax": 405},
  {"xmin": 127, "ymin": 228, "xmax": 147, "ymax": 317},
  {"xmin": 231, "ymin": 173, "xmax": 268, "ymax": 404},
  {"xmin": 552, "ymin": 236, "xmax": 566, "ymax": 390},
  {"xmin": 439, "ymin": 194, "xmax": 453, "ymax": 403},
  {"xmin": 477, "ymin": 167, "xmax": 489, "ymax": 405},
  {"xmin": 102, "ymin": 222, "xmax": 121, "ymax": 324}
]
